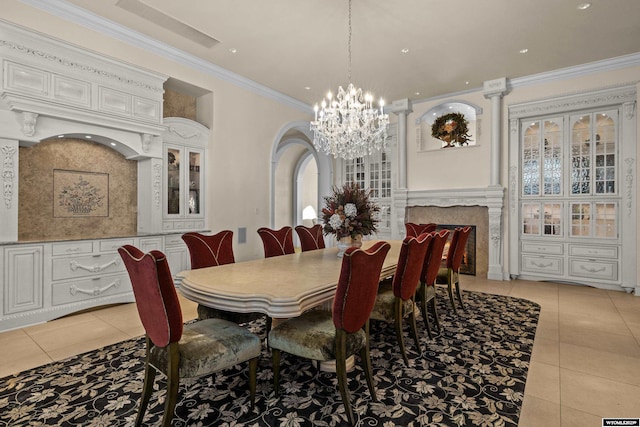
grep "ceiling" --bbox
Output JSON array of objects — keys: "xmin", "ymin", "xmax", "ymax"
[{"xmin": 59, "ymin": 0, "xmax": 640, "ymax": 106}]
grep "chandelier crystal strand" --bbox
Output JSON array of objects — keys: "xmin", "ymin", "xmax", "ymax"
[{"xmin": 310, "ymin": 0, "xmax": 389, "ymax": 160}]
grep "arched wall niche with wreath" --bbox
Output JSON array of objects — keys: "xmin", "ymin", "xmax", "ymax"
[{"xmin": 415, "ymin": 101, "xmax": 482, "ymax": 151}]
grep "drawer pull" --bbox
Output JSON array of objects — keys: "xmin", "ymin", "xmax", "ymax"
[
  {"xmin": 70, "ymin": 279, "xmax": 121, "ymax": 296},
  {"xmin": 531, "ymin": 261, "xmax": 553, "ymax": 268},
  {"xmin": 65, "ymin": 247, "xmax": 82, "ymax": 253},
  {"xmin": 69, "ymin": 257, "xmax": 120, "ymax": 273},
  {"xmin": 580, "ymin": 265, "xmax": 606, "ymax": 274}
]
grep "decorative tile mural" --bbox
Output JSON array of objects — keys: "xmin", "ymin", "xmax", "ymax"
[{"xmin": 53, "ymin": 170, "xmax": 109, "ymax": 217}]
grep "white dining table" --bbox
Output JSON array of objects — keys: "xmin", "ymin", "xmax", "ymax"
[{"xmin": 178, "ymin": 240, "xmax": 400, "ymax": 319}]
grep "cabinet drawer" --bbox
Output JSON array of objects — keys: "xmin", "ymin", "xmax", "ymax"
[
  {"xmin": 521, "ymin": 255, "xmax": 563, "ymax": 274},
  {"xmin": 568, "ymin": 244, "xmax": 618, "ymax": 259},
  {"xmin": 165, "ymin": 234, "xmax": 184, "ymax": 246},
  {"xmin": 52, "ymin": 254, "xmax": 124, "ymax": 280},
  {"xmin": 52, "ymin": 274, "xmax": 132, "ymax": 305},
  {"xmin": 522, "ymin": 241, "xmax": 563, "ymax": 255},
  {"xmin": 52, "ymin": 241, "xmax": 94, "ymax": 256},
  {"xmin": 99, "ymin": 238, "xmax": 135, "ymax": 253},
  {"xmin": 569, "ymin": 258, "xmax": 618, "ymax": 281}
]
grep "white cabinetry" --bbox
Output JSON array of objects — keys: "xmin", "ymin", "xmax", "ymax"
[
  {"xmin": 2, "ymin": 245, "xmax": 43, "ymax": 316},
  {"xmin": 0, "ymin": 233, "xmax": 192, "ymax": 331},
  {"xmin": 162, "ymin": 118, "xmax": 209, "ymax": 231},
  {"xmin": 509, "ymin": 86, "xmax": 637, "ymax": 292}
]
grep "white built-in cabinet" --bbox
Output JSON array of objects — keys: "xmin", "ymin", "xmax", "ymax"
[
  {"xmin": 509, "ymin": 86, "xmax": 637, "ymax": 292},
  {"xmin": 162, "ymin": 117, "xmax": 209, "ymax": 233},
  {"xmin": 0, "ymin": 234, "xmax": 189, "ymax": 332}
]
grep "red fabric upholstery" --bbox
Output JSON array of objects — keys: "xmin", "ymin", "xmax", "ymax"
[
  {"xmin": 182, "ymin": 231, "xmax": 235, "ymax": 269},
  {"xmin": 333, "ymin": 241, "xmax": 391, "ymax": 333},
  {"xmin": 393, "ymin": 233, "xmax": 432, "ymax": 301},
  {"xmin": 295, "ymin": 224, "xmax": 326, "ymax": 252},
  {"xmin": 405, "ymin": 222, "xmax": 437, "ymax": 238},
  {"xmin": 422, "ymin": 230, "xmax": 450, "ymax": 285},
  {"xmin": 118, "ymin": 245, "xmax": 183, "ymax": 348},
  {"xmin": 444, "ymin": 228, "xmax": 461, "ymax": 269},
  {"xmin": 450, "ymin": 226, "xmax": 472, "ymax": 271},
  {"xmin": 257, "ymin": 226, "xmax": 295, "ymax": 258}
]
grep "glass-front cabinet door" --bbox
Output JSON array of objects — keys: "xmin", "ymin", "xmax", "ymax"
[{"xmin": 165, "ymin": 145, "xmax": 204, "ymax": 219}]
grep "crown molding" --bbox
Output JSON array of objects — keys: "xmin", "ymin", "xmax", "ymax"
[{"xmin": 18, "ymin": 0, "xmax": 312, "ymax": 114}]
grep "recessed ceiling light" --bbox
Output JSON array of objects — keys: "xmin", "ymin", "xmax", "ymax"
[
  {"xmin": 415, "ymin": 92, "xmax": 420, "ymax": 96},
  {"xmin": 57, "ymin": 135, "xmax": 64, "ymax": 138},
  {"xmin": 577, "ymin": 2, "xmax": 591, "ymax": 10},
  {"xmin": 401, "ymin": 48, "xmax": 409, "ymax": 54},
  {"xmin": 465, "ymin": 81, "xmax": 470, "ymax": 85},
  {"xmin": 228, "ymin": 48, "xmax": 237, "ymax": 54},
  {"xmin": 110, "ymin": 142, "xmax": 117, "ymax": 146},
  {"xmin": 519, "ymin": 48, "xmax": 529, "ymax": 54},
  {"xmin": 85, "ymin": 135, "xmax": 92, "ymax": 139},
  {"xmin": 304, "ymin": 86, "xmax": 311, "ymax": 90}
]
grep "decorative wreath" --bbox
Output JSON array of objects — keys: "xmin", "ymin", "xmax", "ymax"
[{"xmin": 431, "ymin": 112, "xmax": 472, "ymax": 147}]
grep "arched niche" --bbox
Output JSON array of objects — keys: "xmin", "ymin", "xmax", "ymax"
[{"xmin": 415, "ymin": 101, "xmax": 482, "ymax": 151}]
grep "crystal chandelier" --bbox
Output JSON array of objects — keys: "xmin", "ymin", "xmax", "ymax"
[{"xmin": 310, "ymin": 0, "xmax": 389, "ymax": 160}]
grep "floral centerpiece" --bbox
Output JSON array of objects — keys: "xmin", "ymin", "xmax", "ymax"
[
  {"xmin": 321, "ymin": 182, "xmax": 380, "ymax": 241},
  {"xmin": 431, "ymin": 112, "xmax": 472, "ymax": 147}
]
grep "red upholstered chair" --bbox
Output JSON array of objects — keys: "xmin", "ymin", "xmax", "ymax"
[
  {"xmin": 436, "ymin": 226, "xmax": 472, "ymax": 314},
  {"xmin": 416, "ymin": 229, "xmax": 450, "ymax": 338},
  {"xmin": 257, "ymin": 226, "xmax": 295, "ymax": 258},
  {"xmin": 118, "ymin": 245, "xmax": 261, "ymax": 427},
  {"xmin": 182, "ymin": 230, "xmax": 235, "ymax": 269},
  {"xmin": 405, "ymin": 222, "xmax": 437, "ymax": 238},
  {"xmin": 370, "ymin": 233, "xmax": 432, "ymax": 364},
  {"xmin": 268, "ymin": 241, "xmax": 391, "ymax": 426},
  {"xmin": 182, "ymin": 231, "xmax": 262, "ymax": 324},
  {"xmin": 295, "ymin": 224, "xmax": 326, "ymax": 252}
]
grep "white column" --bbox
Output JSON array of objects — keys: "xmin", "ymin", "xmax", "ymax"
[
  {"xmin": 389, "ymin": 99, "xmax": 412, "ymax": 240},
  {"xmin": 483, "ymin": 78, "xmax": 508, "ymax": 280},
  {"xmin": 0, "ymin": 138, "xmax": 19, "ymax": 242}
]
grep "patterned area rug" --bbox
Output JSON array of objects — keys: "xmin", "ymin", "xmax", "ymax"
[{"xmin": 0, "ymin": 290, "xmax": 539, "ymax": 426}]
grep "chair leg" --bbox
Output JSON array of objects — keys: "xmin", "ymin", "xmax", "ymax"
[
  {"xmin": 360, "ymin": 321, "xmax": 377, "ymax": 402},
  {"xmin": 394, "ymin": 299, "xmax": 409, "ymax": 365},
  {"xmin": 248, "ymin": 357, "xmax": 258, "ymax": 408},
  {"xmin": 272, "ymin": 349, "xmax": 281, "ymax": 398},
  {"xmin": 407, "ymin": 299, "xmax": 422, "ymax": 357},
  {"xmin": 453, "ymin": 272, "xmax": 465, "ymax": 311},
  {"xmin": 418, "ymin": 283, "xmax": 433, "ymax": 340},
  {"xmin": 447, "ymin": 268, "xmax": 458, "ymax": 314},
  {"xmin": 136, "ymin": 336, "xmax": 157, "ymax": 427},
  {"xmin": 162, "ymin": 343, "xmax": 180, "ymax": 427},
  {"xmin": 335, "ymin": 330, "xmax": 355, "ymax": 425},
  {"xmin": 429, "ymin": 293, "xmax": 441, "ymax": 333}
]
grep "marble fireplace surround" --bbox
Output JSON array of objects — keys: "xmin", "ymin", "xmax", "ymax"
[{"xmin": 398, "ymin": 186, "xmax": 505, "ymax": 280}]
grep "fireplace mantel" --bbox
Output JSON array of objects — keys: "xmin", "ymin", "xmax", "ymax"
[{"xmin": 394, "ymin": 185, "xmax": 505, "ymax": 280}]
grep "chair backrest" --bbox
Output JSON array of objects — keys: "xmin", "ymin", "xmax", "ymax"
[
  {"xmin": 257, "ymin": 226, "xmax": 295, "ymax": 258},
  {"xmin": 118, "ymin": 245, "xmax": 183, "ymax": 348},
  {"xmin": 405, "ymin": 222, "xmax": 437, "ymax": 238},
  {"xmin": 295, "ymin": 224, "xmax": 326, "ymax": 252},
  {"xmin": 182, "ymin": 230, "xmax": 235, "ymax": 269},
  {"xmin": 421, "ymin": 229, "xmax": 450, "ymax": 285},
  {"xmin": 444, "ymin": 227, "xmax": 461, "ymax": 269},
  {"xmin": 393, "ymin": 233, "xmax": 433, "ymax": 300},
  {"xmin": 450, "ymin": 226, "xmax": 472, "ymax": 271},
  {"xmin": 332, "ymin": 241, "xmax": 391, "ymax": 333}
]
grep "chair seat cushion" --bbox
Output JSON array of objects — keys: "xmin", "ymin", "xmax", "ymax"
[
  {"xmin": 150, "ymin": 318, "xmax": 261, "ymax": 378},
  {"xmin": 369, "ymin": 283, "xmax": 414, "ymax": 321},
  {"xmin": 268, "ymin": 310, "xmax": 366, "ymax": 361},
  {"xmin": 436, "ymin": 267, "xmax": 449, "ymax": 283}
]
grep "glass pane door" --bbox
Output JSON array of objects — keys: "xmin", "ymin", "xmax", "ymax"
[
  {"xmin": 188, "ymin": 150, "xmax": 201, "ymax": 215},
  {"xmin": 167, "ymin": 147, "xmax": 181, "ymax": 215}
]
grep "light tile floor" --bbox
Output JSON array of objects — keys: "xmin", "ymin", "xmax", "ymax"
[{"xmin": 1, "ymin": 277, "xmax": 639, "ymax": 426}]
